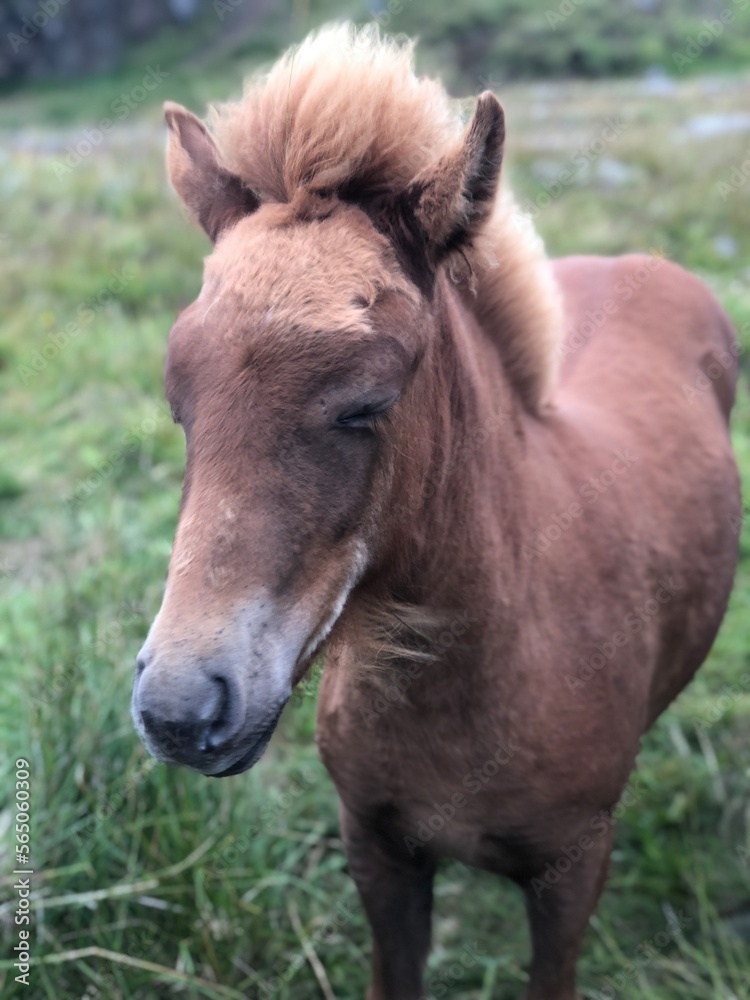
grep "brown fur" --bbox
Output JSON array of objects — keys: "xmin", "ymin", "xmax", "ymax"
[{"xmin": 131, "ymin": 25, "xmax": 741, "ymax": 1000}]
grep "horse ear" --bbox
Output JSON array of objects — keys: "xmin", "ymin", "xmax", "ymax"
[
  {"xmin": 164, "ymin": 101, "xmax": 260, "ymax": 243},
  {"xmin": 379, "ymin": 92, "xmax": 504, "ymax": 291},
  {"xmin": 412, "ymin": 91, "xmax": 505, "ymax": 254}
]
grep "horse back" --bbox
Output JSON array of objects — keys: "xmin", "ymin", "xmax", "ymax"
[
  {"xmin": 540, "ymin": 253, "xmax": 740, "ymax": 725},
  {"xmin": 552, "ymin": 253, "xmax": 738, "ymax": 420}
]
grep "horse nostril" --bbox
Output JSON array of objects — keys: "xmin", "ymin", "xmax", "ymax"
[
  {"xmin": 199, "ymin": 675, "xmax": 232, "ymax": 753},
  {"xmin": 135, "ymin": 656, "xmax": 147, "ymax": 676}
]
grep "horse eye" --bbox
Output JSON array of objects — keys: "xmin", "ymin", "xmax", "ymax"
[
  {"xmin": 335, "ymin": 410, "xmax": 376, "ymax": 429},
  {"xmin": 335, "ymin": 394, "xmax": 399, "ymax": 429}
]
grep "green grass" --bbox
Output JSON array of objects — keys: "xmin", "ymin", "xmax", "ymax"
[{"xmin": 1, "ymin": 29, "xmax": 750, "ymax": 1000}]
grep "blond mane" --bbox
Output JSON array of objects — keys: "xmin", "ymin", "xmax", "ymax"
[{"xmin": 210, "ymin": 23, "xmax": 562, "ymax": 412}]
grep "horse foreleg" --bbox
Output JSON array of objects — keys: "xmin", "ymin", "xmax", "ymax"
[
  {"xmin": 520, "ymin": 823, "xmax": 613, "ymax": 1000},
  {"xmin": 340, "ymin": 806, "xmax": 436, "ymax": 1000}
]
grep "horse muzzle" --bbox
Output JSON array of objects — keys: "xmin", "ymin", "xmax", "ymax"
[{"xmin": 131, "ymin": 644, "xmax": 289, "ymax": 777}]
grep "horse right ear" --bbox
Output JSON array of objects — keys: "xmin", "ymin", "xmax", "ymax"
[{"xmin": 164, "ymin": 102, "xmax": 260, "ymax": 243}]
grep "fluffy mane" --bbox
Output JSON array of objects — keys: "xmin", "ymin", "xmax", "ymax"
[{"xmin": 210, "ymin": 23, "xmax": 562, "ymax": 412}]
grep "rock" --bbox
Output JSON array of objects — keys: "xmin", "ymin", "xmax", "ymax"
[
  {"xmin": 712, "ymin": 235, "xmax": 738, "ymax": 260},
  {"xmin": 594, "ymin": 156, "xmax": 638, "ymax": 189},
  {"xmin": 677, "ymin": 113, "xmax": 750, "ymax": 140},
  {"xmin": 640, "ymin": 65, "xmax": 677, "ymax": 96}
]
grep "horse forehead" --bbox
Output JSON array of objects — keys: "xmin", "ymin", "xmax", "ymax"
[{"xmin": 203, "ymin": 212, "xmax": 403, "ymax": 334}]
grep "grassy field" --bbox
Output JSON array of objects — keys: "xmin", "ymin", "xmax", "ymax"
[{"xmin": 1, "ymin": 18, "xmax": 750, "ymax": 1000}]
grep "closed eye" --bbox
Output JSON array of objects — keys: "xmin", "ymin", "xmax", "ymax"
[{"xmin": 335, "ymin": 393, "xmax": 400, "ymax": 429}]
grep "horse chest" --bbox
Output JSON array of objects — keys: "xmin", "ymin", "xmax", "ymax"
[{"xmin": 318, "ymin": 684, "xmax": 536, "ymax": 862}]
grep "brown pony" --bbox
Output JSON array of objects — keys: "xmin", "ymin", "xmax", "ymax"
[{"xmin": 131, "ymin": 26, "xmax": 740, "ymax": 1000}]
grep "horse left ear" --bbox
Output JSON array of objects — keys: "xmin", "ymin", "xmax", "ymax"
[
  {"xmin": 164, "ymin": 101, "xmax": 260, "ymax": 243},
  {"xmin": 410, "ymin": 91, "xmax": 505, "ymax": 254},
  {"xmin": 379, "ymin": 92, "xmax": 504, "ymax": 290}
]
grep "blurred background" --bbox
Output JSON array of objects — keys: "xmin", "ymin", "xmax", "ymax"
[{"xmin": 0, "ymin": 1, "xmax": 749, "ymax": 997}]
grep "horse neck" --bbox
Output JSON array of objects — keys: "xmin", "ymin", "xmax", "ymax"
[{"xmin": 384, "ymin": 275, "xmax": 530, "ymax": 622}]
